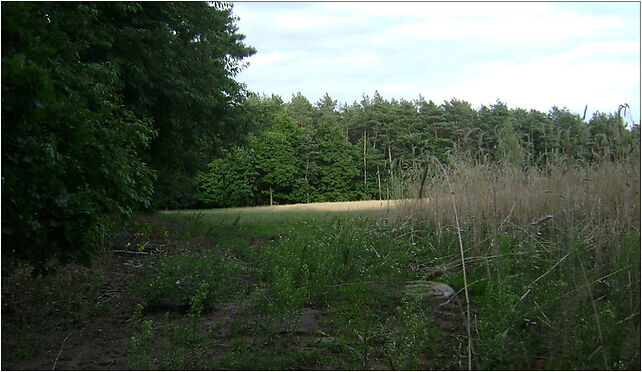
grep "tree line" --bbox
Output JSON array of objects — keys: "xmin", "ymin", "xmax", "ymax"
[{"xmin": 197, "ymin": 92, "xmax": 640, "ymax": 207}]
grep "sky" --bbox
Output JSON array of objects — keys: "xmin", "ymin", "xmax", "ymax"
[{"xmin": 231, "ymin": 1, "xmax": 640, "ymax": 125}]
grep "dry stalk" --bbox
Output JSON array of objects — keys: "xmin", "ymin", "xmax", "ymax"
[
  {"xmin": 52, "ymin": 330, "xmax": 73, "ymax": 370},
  {"xmin": 435, "ymin": 158, "xmax": 474, "ymax": 370},
  {"xmin": 528, "ymin": 252, "xmax": 571, "ymax": 288},
  {"xmin": 112, "ymin": 250, "xmax": 149, "ymax": 255}
]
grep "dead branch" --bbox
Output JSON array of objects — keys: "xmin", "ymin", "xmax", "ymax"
[{"xmin": 112, "ymin": 250, "xmax": 149, "ymax": 255}]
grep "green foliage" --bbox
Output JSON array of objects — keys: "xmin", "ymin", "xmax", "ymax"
[
  {"xmin": 197, "ymin": 147, "xmax": 257, "ymax": 207},
  {"xmin": 196, "ymin": 91, "xmax": 638, "ymax": 208},
  {"xmin": 285, "ymin": 92, "xmax": 316, "ymax": 128},
  {"xmin": 588, "ymin": 111, "xmax": 636, "ymax": 161},
  {"xmin": 2, "ymin": 2, "xmax": 155, "ymax": 274},
  {"xmin": 95, "ymin": 2, "xmax": 256, "ymax": 209},
  {"xmin": 1, "ymin": 2, "xmax": 255, "ymax": 273},
  {"xmin": 497, "ymin": 119, "xmax": 523, "ymax": 165},
  {"xmin": 251, "ymin": 114, "xmax": 306, "ymax": 205},
  {"xmin": 135, "ymin": 252, "xmax": 240, "ymax": 312},
  {"xmin": 314, "ymin": 122, "xmax": 361, "ymax": 202}
]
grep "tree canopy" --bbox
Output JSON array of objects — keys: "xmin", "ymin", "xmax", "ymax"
[
  {"xmin": 2, "ymin": 2, "xmax": 254, "ymax": 274},
  {"xmin": 197, "ymin": 93, "xmax": 639, "ymax": 208}
]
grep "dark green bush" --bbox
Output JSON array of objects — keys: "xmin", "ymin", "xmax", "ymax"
[{"xmin": 2, "ymin": 2, "xmax": 154, "ymax": 275}]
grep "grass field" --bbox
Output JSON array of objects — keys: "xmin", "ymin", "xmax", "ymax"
[
  {"xmin": 166, "ymin": 199, "xmax": 408, "ymax": 225},
  {"xmin": 2, "ymin": 158, "xmax": 640, "ymax": 370}
]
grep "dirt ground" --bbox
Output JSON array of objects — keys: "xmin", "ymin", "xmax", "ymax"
[
  {"xmin": 1, "ymin": 212, "xmax": 464, "ymax": 370},
  {"xmin": 1, "ymin": 215, "xmax": 187, "ymax": 370}
]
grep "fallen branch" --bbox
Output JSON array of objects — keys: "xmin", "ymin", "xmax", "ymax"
[
  {"xmin": 52, "ymin": 330, "xmax": 73, "ymax": 370},
  {"xmin": 531, "ymin": 214, "xmax": 553, "ymax": 226},
  {"xmin": 112, "ymin": 250, "xmax": 149, "ymax": 255}
]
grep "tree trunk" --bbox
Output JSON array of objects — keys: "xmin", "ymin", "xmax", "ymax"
[
  {"xmin": 376, "ymin": 165, "xmax": 382, "ymax": 201},
  {"xmin": 363, "ymin": 129, "xmax": 367, "ymax": 193},
  {"xmin": 269, "ymin": 188, "xmax": 273, "ymax": 206},
  {"xmin": 388, "ymin": 145, "xmax": 393, "ymax": 178}
]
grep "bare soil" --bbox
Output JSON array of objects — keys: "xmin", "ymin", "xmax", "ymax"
[
  {"xmin": 1, "ymin": 212, "xmax": 465, "ymax": 370},
  {"xmin": 1, "ymin": 215, "xmax": 192, "ymax": 370}
]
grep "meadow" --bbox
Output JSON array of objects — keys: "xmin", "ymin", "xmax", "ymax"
[
  {"xmin": 2, "ymin": 156, "xmax": 639, "ymax": 370},
  {"xmin": 4, "ymin": 3, "xmax": 639, "ymax": 370}
]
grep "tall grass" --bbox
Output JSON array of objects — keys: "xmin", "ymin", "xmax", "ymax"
[
  {"xmin": 403, "ymin": 155, "xmax": 639, "ymax": 235},
  {"xmin": 396, "ymin": 151, "xmax": 640, "ymax": 369},
  {"xmin": 399, "ymin": 153, "xmax": 640, "ymax": 275},
  {"xmin": 149, "ymin": 150, "xmax": 640, "ymax": 369}
]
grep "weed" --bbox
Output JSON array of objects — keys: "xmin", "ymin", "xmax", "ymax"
[
  {"xmin": 133, "ymin": 252, "xmax": 241, "ymax": 313},
  {"xmin": 126, "ymin": 304, "xmax": 216, "ymax": 370},
  {"xmin": 384, "ymin": 298, "xmax": 433, "ymax": 369},
  {"xmin": 127, "ymin": 304, "xmax": 154, "ymax": 370},
  {"xmin": 6, "ymin": 163, "xmax": 639, "ymax": 371},
  {"xmin": 188, "ymin": 281, "xmax": 212, "ymax": 318}
]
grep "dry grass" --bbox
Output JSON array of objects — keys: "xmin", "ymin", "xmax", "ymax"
[
  {"xmin": 208, "ymin": 199, "xmax": 405, "ymax": 212},
  {"xmin": 166, "ymin": 199, "xmax": 409, "ymax": 225},
  {"xmin": 174, "ymin": 199, "xmax": 406, "ymax": 216},
  {"xmin": 400, "ymin": 156, "xmax": 640, "ymax": 236},
  {"xmin": 397, "ymin": 154, "xmax": 640, "ymax": 369}
]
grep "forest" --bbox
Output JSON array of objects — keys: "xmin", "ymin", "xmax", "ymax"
[
  {"xmin": 2, "ymin": 2, "xmax": 640, "ymax": 370},
  {"xmin": 197, "ymin": 92, "xmax": 639, "ymax": 207}
]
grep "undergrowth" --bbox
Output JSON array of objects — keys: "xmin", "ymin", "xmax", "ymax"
[{"xmin": 399, "ymin": 152, "xmax": 641, "ymax": 370}]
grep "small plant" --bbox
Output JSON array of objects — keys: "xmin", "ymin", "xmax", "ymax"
[
  {"xmin": 188, "ymin": 281, "xmax": 212, "ymax": 318},
  {"xmin": 129, "ymin": 303, "xmax": 145, "ymax": 328},
  {"xmin": 384, "ymin": 298, "xmax": 435, "ymax": 369},
  {"xmin": 267, "ymin": 265, "xmax": 303, "ymax": 329},
  {"xmin": 127, "ymin": 304, "xmax": 155, "ymax": 370},
  {"xmin": 133, "ymin": 252, "xmax": 238, "ymax": 313}
]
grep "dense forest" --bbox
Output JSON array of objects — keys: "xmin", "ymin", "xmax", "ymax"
[
  {"xmin": 198, "ymin": 92, "xmax": 640, "ymax": 207},
  {"xmin": 1, "ymin": 2, "xmax": 639, "ymax": 273}
]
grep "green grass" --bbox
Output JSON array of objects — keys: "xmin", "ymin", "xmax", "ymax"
[
  {"xmin": 3, "ymin": 195, "xmax": 639, "ymax": 370},
  {"xmin": 122, "ymin": 210, "xmax": 460, "ymax": 370},
  {"xmin": 164, "ymin": 204, "xmax": 395, "ymax": 226},
  {"xmin": 151, "ymin": 204, "xmax": 639, "ymax": 370}
]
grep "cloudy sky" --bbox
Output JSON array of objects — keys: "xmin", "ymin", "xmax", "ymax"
[{"xmin": 232, "ymin": 1, "xmax": 640, "ymax": 125}]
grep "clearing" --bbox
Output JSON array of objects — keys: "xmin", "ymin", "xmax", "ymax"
[
  {"xmin": 2, "ymin": 202, "xmax": 467, "ymax": 370},
  {"xmin": 2, "ymin": 198, "xmax": 639, "ymax": 370}
]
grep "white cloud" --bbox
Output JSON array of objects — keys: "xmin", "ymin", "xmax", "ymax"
[
  {"xmin": 273, "ymin": 9, "xmax": 361, "ymax": 30},
  {"xmin": 246, "ymin": 51, "xmax": 300, "ymax": 67},
  {"xmin": 424, "ymin": 40, "xmax": 639, "ymax": 115},
  {"xmin": 356, "ymin": 3, "xmax": 622, "ymax": 49},
  {"xmin": 233, "ymin": 2, "xmax": 640, "ymax": 123}
]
